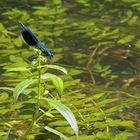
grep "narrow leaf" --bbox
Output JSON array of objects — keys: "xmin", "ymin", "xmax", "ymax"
[
  {"xmin": 13, "ymin": 79, "xmax": 36, "ymax": 102},
  {"xmin": 117, "ymin": 35, "xmax": 135, "ymax": 44},
  {"xmin": 51, "ymin": 76, "xmax": 64, "ymax": 97},
  {"xmin": 53, "ymin": 0, "xmax": 62, "ymax": 4},
  {"xmin": 41, "ymin": 73, "xmax": 64, "ymax": 97},
  {"xmin": 7, "ymin": 67, "xmax": 29, "ymax": 72},
  {"xmin": 41, "ymin": 73, "xmax": 56, "ymax": 80},
  {"xmin": 44, "ymin": 126, "xmax": 68, "ymax": 140},
  {"xmin": 45, "ymin": 65, "xmax": 67, "ymax": 74},
  {"xmin": 3, "ymin": 128, "xmax": 11, "ymax": 140},
  {"xmin": 114, "ymin": 132, "xmax": 134, "ymax": 140},
  {"xmin": 43, "ymin": 98, "xmax": 79, "ymax": 137},
  {"xmin": 0, "ymin": 87, "xmax": 14, "ymax": 91}
]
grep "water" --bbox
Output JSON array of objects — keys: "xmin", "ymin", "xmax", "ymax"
[{"xmin": 1, "ymin": 0, "xmax": 140, "ymax": 139}]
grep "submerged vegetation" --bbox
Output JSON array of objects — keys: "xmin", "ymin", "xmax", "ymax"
[{"xmin": 0, "ymin": 0, "xmax": 140, "ymax": 139}]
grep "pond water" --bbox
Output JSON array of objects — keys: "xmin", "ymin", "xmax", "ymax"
[{"xmin": 0, "ymin": 0, "xmax": 140, "ymax": 139}]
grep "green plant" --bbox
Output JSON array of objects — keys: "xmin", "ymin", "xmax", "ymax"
[
  {"xmin": 0, "ymin": 0, "xmax": 140, "ymax": 139},
  {"xmin": 1, "ymin": 50, "xmax": 79, "ymax": 139}
]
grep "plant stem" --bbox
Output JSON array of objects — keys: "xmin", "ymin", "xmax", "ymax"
[
  {"xmin": 23, "ymin": 51, "xmax": 41, "ymax": 138},
  {"xmin": 91, "ymin": 100, "xmax": 109, "ymax": 133},
  {"xmin": 86, "ymin": 47, "xmax": 98, "ymax": 85}
]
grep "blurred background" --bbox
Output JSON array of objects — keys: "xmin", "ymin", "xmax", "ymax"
[{"xmin": 0, "ymin": 0, "xmax": 140, "ymax": 139}]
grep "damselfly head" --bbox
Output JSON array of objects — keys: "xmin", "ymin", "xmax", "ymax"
[{"xmin": 48, "ymin": 52, "xmax": 54, "ymax": 58}]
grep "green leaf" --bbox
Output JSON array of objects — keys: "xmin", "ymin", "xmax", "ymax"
[
  {"xmin": 128, "ymin": 16, "xmax": 138, "ymax": 26},
  {"xmin": 107, "ymin": 120, "xmax": 135, "ymax": 127},
  {"xmin": 43, "ymin": 65, "xmax": 67, "ymax": 74},
  {"xmin": 44, "ymin": 126, "xmax": 68, "ymax": 140},
  {"xmin": 104, "ymin": 104, "xmax": 127, "ymax": 114},
  {"xmin": 0, "ymin": 93, "xmax": 9, "ymax": 100},
  {"xmin": 64, "ymin": 79, "xmax": 80, "ymax": 88},
  {"xmin": 117, "ymin": 35, "xmax": 135, "ymax": 44},
  {"xmin": 114, "ymin": 132, "xmax": 134, "ymax": 140},
  {"xmin": 69, "ymin": 69, "xmax": 83, "ymax": 76},
  {"xmin": 96, "ymin": 131, "xmax": 112, "ymax": 139},
  {"xmin": 43, "ymin": 98, "xmax": 79, "ymax": 137},
  {"xmin": 0, "ymin": 131, "xmax": 5, "ymax": 137},
  {"xmin": 51, "ymin": 76, "xmax": 64, "ymax": 97},
  {"xmin": 6, "ymin": 66, "xmax": 29, "ymax": 72},
  {"xmin": 39, "ymin": 108, "xmax": 55, "ymax": 118},
  {"xmin": 0, "ymin": 87, "xmax": 13, "ymax": 91},
  {"xmin": 135, "ymin": 39, "xmax": 140, "ymax": 48},
  {"xmin": 14, "ymin": 36, "xmax": 23, "ymax": 47},
  {"xmin": 0, "ymin": 23, "xmax": 5, "ymax": 30},
  {"xmin": 70, "ymin": 134, "xmax": 96, "ymax": 140},
  {"xmin": 53, "ymin": 0, "xmax": 62, "ymax": 4},
  {"xmin": 97, "ymin": 98, "xmax": 119, "ymax": 107},
  {"xmin": 41, "ymin": 73, "xmax": 64, "ymax": 97},
  {"xmin": 120, "ymin": 10, "xmax": 133, "ymax": 23},
  {"xmin": 0, "ymin": 108, "xmax": 10, "ymax": 115},
  {"xmin": 92, "ymin": 92, "xmax": 105, "ymax": 99},
  {"xmin": 73, "ymin": 93, "xmax": 105, "ymax": 105},
  {"xmin": 13, "ymin": 79, "xmax": 36, "ymax": 102},
  {"xmin": 3, "ymin": 128, "xmax": 11, "ymax": 140},
  {"xmin": 41, "ymin": 73, "xmax": 56, "ymax": 79}
]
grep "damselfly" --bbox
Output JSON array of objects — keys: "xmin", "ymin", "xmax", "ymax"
[{"xmin": 20, "ymin": 23, "xmax": 53, "ymax": 58}]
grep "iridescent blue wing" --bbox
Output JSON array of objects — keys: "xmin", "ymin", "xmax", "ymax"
[
  {"xmin": 20, "ymin": 23, "xmax": 53, "ymax": 58},
  {"xmin": 20, "ymin": 23, "xmax": 38, "ymax": 46}
]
